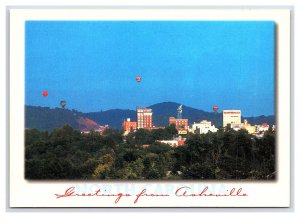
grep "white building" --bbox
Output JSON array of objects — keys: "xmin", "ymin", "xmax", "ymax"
[
  {"xmin": 256, "ymin": 123, "xmax": 270, "ymax": 133},
  {"xmin": 191, "ymin": 120, "xmax": 218, "ymax": 134},
  {"xmin": 157, "ymin": 137, "xmax": 186, "ymax": 147},
  {"xmin": 223, "ymin": 110, "xmax": 241, "ymax": 128},
  {"xmin": 158, "ymin": 140, "xmax": 178, "ymax": 147},
  {"xmin": 241, "ymin": 119, "xmax": 256, "ymax": 134}
]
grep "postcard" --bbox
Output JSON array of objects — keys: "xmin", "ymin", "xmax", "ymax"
[{"xmin": 9, "ymin": 8, "xmax": 290, "ymax": 207}]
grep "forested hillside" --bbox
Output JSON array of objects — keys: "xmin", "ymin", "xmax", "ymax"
[{"xmin": 25, "ymin": 125, "xmax": 275, "ymax": 180}]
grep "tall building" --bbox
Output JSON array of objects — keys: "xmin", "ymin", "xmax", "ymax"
[
  {"xmin": 223, "ymin": 110, "xmax": 241, "ymax": 127},
  {"xmin": 169, "ymin": 117, "xmax": 189, "ymax": 130},
  {"xmin": 137, "ymin": 107, "xmax": 153, "ymax": 129}
]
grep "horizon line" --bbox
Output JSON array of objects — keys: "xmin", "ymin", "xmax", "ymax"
[{"xmin": 25, "ymin": 103, "xmax": 275, "ymax": 118}]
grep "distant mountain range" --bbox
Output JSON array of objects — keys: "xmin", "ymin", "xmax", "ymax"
[{"xmin": 25, "ymin": 102, "xmax": 275, "ymax": 131}]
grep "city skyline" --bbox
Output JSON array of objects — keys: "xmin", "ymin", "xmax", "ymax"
[{"xmin": 25, "ymin": 21, "xmax": 275, "ymax": 117}]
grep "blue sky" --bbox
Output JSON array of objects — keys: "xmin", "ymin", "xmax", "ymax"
[{"xmin": 25, "ymin": 21, "xmax": 275, "ymax": 116}]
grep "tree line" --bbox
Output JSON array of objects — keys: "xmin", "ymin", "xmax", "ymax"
[{"xmin": 25, "ymin": 125, "xmax": 275, "ymax": 180}]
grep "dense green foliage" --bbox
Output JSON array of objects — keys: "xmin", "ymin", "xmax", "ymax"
[{"xmin": 25, "ymin": 125, "xmax": 276, "ymax": 180}]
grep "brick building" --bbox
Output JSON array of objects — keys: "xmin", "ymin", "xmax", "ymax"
[
  {"xmin": 137, "ymin": 107, "xmax": 153, "ymax": 129},
  {"xmin": 169, "ymin": 117, "xmax": 189, "ymax": 130},
  {"xmin": 122, "ymin": 118, "xmax": 137, "ymax": 133}
]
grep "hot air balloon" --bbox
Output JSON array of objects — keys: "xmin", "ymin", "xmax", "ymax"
[
  {"xmin": 136, "ymin": 76, "xmax": 142, "ymax": 83},
  {"xmin": 213, "ymin": 106, "xmax": 219, "ymax": 112},
  {"xmin": 60, "ymin": 100, "xmax": 67, "ymax": 109},
  {"xmin": 42, "ymin": 91, "xmax": 48, "ymax": 97}
]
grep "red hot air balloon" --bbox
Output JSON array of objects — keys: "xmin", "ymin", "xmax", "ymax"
[
  {"xmin": 136, "ymin": 76, "xmax": 142, "ymax": 83},
  {"xmin": 42, "ymin": 91, "xmax": 48, "ymax": 97},
  {"xmin": 213, "ymin": 106, "xmax": 219, "ymax": 112}
]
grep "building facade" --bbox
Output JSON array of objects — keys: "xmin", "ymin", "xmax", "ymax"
[
  {"xmin": 256, "ymin": 123, "xmax": 270, "ymax": 133},
  {"xmin": 157, "ymin": 137, "xmax": 186, "ymax": 147},
  {"xmin": 122, "ymin": 118, "xmax": 137, "ymax": 133},
  {"xmin": 223, "ymin": 110, "xmax": 241, "ymax": 127},
  {"xmin": 191, "ymin": 120, "xmax": 218, "ymax": 134},
  {"xmin": 137, "ymin": 107, "xmax": 153, "ymax": 129},
  {"xmin": 169, "ymin": 117, "xmax": 189, "ymax": 130},
  {"xmin": 241, "ymin": 119, "xmax": 256, "ymax": 134},
  {"xmin": 81, "ymin": 125, "xmax": 109, "ymax": 135}
]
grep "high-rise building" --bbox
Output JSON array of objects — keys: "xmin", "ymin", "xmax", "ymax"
[
  {"xmin": 223, "ymin": 110, "xmax": 241, "ymax": 127},
  {"xmin": 137, "ymin": 107, "xmax": 153, "ymax": 129}
]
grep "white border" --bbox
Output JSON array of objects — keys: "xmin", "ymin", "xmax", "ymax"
[{"xmin": 9, "ymin": 8, "xmax": 290, "ymax": 208}]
